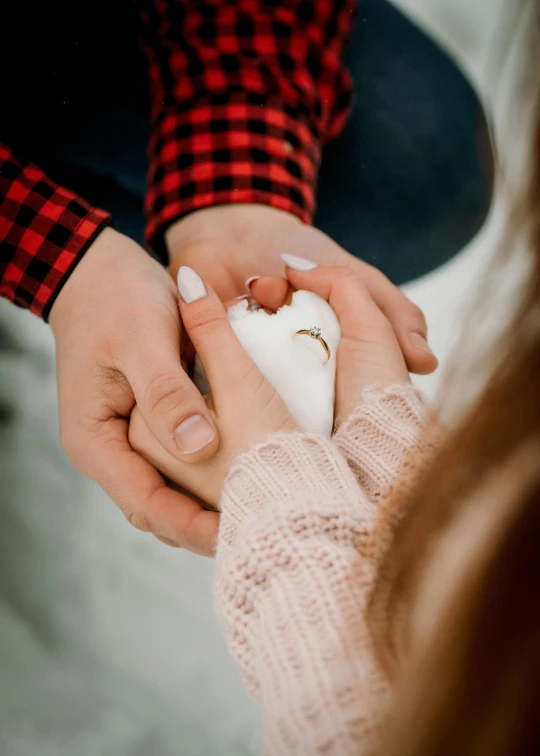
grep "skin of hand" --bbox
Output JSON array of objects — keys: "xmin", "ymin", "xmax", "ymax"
[
  {"xmin": 48, "ymin": 228, "xmax": 222, "ymax": 555},
  {"xmin": 129, "ymin": 265, "xmax": 411, "ymax": 522},
  {"xmin": 128, "ymin": 268, "xmax": 298, "ymax": 517},
  {"xmin": 166, "ymin": 204, "xmax": 438, "ymax": 376}
]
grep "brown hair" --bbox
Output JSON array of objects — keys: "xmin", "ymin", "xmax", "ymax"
[{"xmin": 377, "ymin": 3, "xmax": 540, "ymax": 754}]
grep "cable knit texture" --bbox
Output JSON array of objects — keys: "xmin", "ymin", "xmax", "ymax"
[{"xmin": 215, "ymin": 384, "xmax": 431, "ymax": 754}]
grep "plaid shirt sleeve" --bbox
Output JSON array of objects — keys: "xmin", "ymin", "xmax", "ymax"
[
  {"xmin": 0, "ymin": 144, "xmax": 111, "ymax": 320},
  {"xmin": 140, "ymin": 0, "xmax": 356, "ymax": 258}
]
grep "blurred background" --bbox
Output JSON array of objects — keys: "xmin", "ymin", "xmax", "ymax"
[{"xmin": 0, "ymin": 0, "xmax": 507, "ymax": 754}]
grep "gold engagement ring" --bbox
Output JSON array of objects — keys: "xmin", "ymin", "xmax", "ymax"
[{"xmin": 293, "ymin": 326, "xmax": 331, "ymax": 364}]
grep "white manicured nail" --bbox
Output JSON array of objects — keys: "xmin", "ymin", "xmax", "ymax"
[
  {"xmin": 280, "ymin": 253, "xmax": 318, "ymax": 271},
  {"xmin": 177, "ymin": 266, "xmax": 207, "ymax": 304},
  {"xmin": 245, "ymin": 275, "xmax": 261, "ymax": 289}
]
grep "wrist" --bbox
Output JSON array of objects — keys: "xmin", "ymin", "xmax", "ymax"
[{"xmin": 48, "ymin": 228, "xmax": 144, "ymax": 333}]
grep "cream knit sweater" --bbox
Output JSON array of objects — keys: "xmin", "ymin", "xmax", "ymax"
[{"xmin": 215, "ymin": 385, "xmax": 430, "ymax": 755}]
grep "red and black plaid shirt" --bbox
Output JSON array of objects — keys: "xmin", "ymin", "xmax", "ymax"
[{"xmin": 0, "ymin": 0, "xmax": 355, "ymax": 320}]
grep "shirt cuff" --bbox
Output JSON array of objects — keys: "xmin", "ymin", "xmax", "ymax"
[
  {"xmin": 40, "ymin": 212, "xmax": 112, "ymax": 321},
  {"xmin": 145, "ymin": 91, "xmax": 320, "ymax": 260},
  {"xmin": 0, "ymin": 146, "xmax": 112, "ymax": 321}
]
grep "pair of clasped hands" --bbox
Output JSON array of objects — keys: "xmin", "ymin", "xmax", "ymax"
[{"xmin": 49, "ymin": 205, "xmax": 437, "ymax": 556}]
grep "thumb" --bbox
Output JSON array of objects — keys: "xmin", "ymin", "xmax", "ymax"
[{"xmin": 125, "ymin": 333, "xmax": 219, "ymax": 463}]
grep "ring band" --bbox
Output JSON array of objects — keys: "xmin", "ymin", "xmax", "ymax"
[{"xmin": 293, "ymin": 326, "xmax": 331, "ymax": 364}]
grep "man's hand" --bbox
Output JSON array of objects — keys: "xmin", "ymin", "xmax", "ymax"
[
  {"xmin": 129, "ymin": 270, "xmax": 298, "ymax": 511},
  {"xmin": 49, "ymin": 228, "xmax": 219, "ymax": 555},
  {"xmin": 166, "ymin": 204, "xmax": 438, "ymax": 375}
]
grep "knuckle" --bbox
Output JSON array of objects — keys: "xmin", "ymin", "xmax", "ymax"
[
  {"xmin": 331, "ymin": 265, "xmax": 360, "ymax": 284},
  {"xmin": 143, "ymin": 373, "xmax": 187, "ymax": 418},
  {"xmin": 338, "ymin": 265, "xmax": 359, "ymax": 278},
  {"xmin": 334, "ymin": 267, "xmax": 370, "ymax": 297},
  {"xmin": 167, "ymin": 506, "xmax": 207, "ymax": 551},
  {"xmin": 185, "ymin": 310, "xmax": 226, "ymax": 342},
  {"xmin": 125, "ymin": 509, "xmax": 154, "ymax": 534}
]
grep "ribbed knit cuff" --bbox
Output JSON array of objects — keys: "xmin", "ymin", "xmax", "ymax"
[
  {"xmin": 220, "ymin": 432, "xmax": 362, "ymax": 526},
  {"xmin": 333, "ymin": 384, "xmax": 432, "ymax": 504}
]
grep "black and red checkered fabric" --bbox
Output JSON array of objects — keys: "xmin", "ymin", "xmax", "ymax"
[
  {"xmin": 140, "ymin": 0, "xmax": 356, "ymax": 256},
  {"xmin": 1, "ymin": 0, "xmax": 355, "ymax": 320},
  {"xmin": 0, "ymin": 145, "xmax": 112, "ymax": 319}
]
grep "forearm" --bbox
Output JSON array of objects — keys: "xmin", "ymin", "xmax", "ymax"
[
  {"xmin": 216, "ymin": 432, "xmax": 390, "ymax": 754},
  {"xmin": 215, "ymin": 386, "xmax": 433, "ymax": 752}
]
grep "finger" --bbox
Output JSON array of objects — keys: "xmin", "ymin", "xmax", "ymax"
[
  {"xmin": 249, "ymin": 276, "xmax": 293, "ymax": 311},
  {"xmin": 224, "ymin": 276, "xmax": 293, "ymax": 313},
  {"xmin": 224, "ymin": 293, "xmax": 279, "ymax": 316},
  {"xmin": 176, "ymin": 266, "xmax": 264, "ymax": 402},
  {"xmin": 281, "ymin": 263, "xmax": 410, "ymax": 380},
  {"xmin": 245, "ymin": 295, "xmax": 273, "ymax": 315},
  {"xmin": 154, "ymin": 535, "xmax": 181, "ymax": 548},
  {"xmin": 123, "ymin": 325, "xmax": 219, "ymax": 463},
  {"xmin": 280, "ymin": 252, "xmax": 437, "ymax": 374},
  {"xmin": 87, "ymin": 417, "xmax": 219, "ymax": 556},
  {"xmin": 282, "ymin": 263, "xmax": 398, "ymax": 338},
  {"xmin": 129, "ymin": 405, "xmax": 221, "ymax": 510},
  {"xmin": 357, "ymin": 266, "xmax": 438, "ymax": 375}
]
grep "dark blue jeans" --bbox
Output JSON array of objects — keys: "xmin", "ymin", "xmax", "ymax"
[{"xmin": 21, "ymin": 0, "xmax": 493, "ymax": 285}]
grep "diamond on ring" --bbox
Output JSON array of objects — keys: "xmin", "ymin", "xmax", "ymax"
[{"xmin": 293, "ymin": 326, "xmax": 331, "ymax": 364}]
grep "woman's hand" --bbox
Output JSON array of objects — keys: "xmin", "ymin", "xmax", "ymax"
[
  {"xmin": 252, "ymin": 259, "xmax": 415, "ymax": 429},
  {"xmin": 128, "ymin": 267, "xmax": 297, "ymax": 525}
]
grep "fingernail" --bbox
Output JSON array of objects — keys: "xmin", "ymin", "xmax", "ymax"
[
  {"xmin": 409, "ymin": 332, "xmax": 435, "ymax": 355},
  {"xmin": 174, "ymin": 414, "xmax": 215, "ymax": 453},
  {"xmin": 177, "ymin": 266, "xmax": 207, "ymax": 304},
  {"xmin": 245, "ymin": 275, "xmax": 261, "ymax": 290},
  {"xmin": 279, "ymin": 253, "xmax": 318, "ymax": 271}
]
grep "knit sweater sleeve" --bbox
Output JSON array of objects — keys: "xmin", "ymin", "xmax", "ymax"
[
  {"xmin": 334, "ymin": 384, "xmax": 433, "ymax": 505},
  {"xmin": 215, "ymin": 386, "xmax": 430, "ymax": 754}
]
